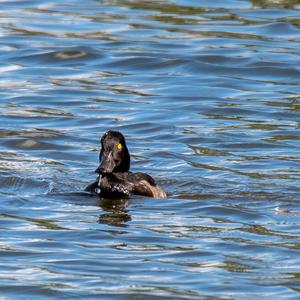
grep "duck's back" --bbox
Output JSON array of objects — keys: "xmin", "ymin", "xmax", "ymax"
[
  {"xmin": 86, "ymin": 171, "xmax": 166, "ymax": 198},
  {"xmin": 127, "ymin": 172, "xmax": 166, "ymax": 198}
]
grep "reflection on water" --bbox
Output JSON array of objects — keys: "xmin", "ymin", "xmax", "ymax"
[
  {"xmin": 99, "ymin": 198, "xmax": 131, "ymax": 227},
  {"xmin": 0, "ymin": 0, "xmax": 300, "ymax": 299}
]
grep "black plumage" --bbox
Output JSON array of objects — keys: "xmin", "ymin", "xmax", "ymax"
[{"xmin": 85, "ymin": 131, "xmax": 166, "ymax": 199}]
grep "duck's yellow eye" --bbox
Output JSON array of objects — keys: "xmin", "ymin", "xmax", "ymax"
[{"xmin": 117, "ymin": 143, "xmax": 123, "ymax": 151}]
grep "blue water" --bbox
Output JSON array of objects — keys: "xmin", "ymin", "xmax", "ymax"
[{"xmin": 1, "ymin": 0, "xmax": 300, "ymax": 299}]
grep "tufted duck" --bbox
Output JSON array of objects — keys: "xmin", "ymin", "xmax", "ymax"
[{"xmin": 85, "ymin": 130, "xmax": 166, "ymax": 199}]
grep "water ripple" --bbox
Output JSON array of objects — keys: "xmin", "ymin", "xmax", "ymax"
[{"xmin": 0, "ymin": 0, "xmax": 300, "ymax": 299}]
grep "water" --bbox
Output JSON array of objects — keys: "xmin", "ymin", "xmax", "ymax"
[{"xmin": 1, "ymin": 0, "xmax": 300, "ymax": 298}]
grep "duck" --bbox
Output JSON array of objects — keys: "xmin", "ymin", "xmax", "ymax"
[{"xmin": 85, "ymin": 130, "xmax": 166, "ymax": 199}]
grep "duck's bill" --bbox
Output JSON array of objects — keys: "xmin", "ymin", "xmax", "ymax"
[{"xmin": 96, "ymin": 151, "xmax": 115, "ymax": 174}]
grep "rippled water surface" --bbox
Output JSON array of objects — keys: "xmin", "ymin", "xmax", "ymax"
[{"xmin": 1, "ymin": 0, "xmax": 300, "ymax": 299}]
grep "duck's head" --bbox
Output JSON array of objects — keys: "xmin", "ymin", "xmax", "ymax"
[{"xmin": 96, "ymin": 130, "xmax": 130, "ymax": 175}]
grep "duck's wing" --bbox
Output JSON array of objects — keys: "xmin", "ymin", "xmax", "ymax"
[{"xmin": 129, "ymin": 172, "xmax": 167, "ymax": 199}]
